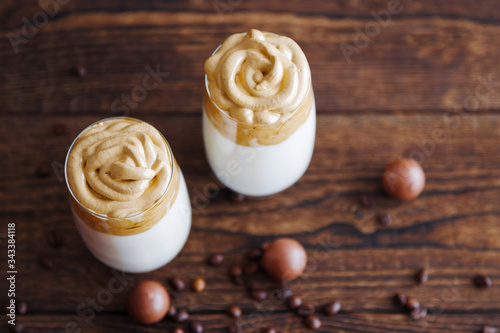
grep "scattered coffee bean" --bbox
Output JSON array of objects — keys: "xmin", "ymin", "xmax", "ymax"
[
  {"xmin": 273, "ymin": 286, "xmax": 293, "ymax": 300},
  {"xmin": 304, "ymin": 315, "xmax": 321, "ymax": 329},
  {"xmin": 378, "ymin": 213, "xmax": 392, "ymax": 226},
  {"xmin": 230, "ymin": 265, "xmax": 243, "ymax": 277},
  {"xmin": 261, "ymin": 329, "xmax": 276, "ymax": 333},
  {"xmin": 53, "ymin": 122, "xmax": 69, "ymax": 136},
  {"xmin": 36, "ymin": 163, "xmax": 52, "ymax": 178},
  {"xmin": 359, "ymin": 194, "xmax": 375, "ymax": 208},
  {"xmin": 190, "ymin": 321, "xmax": 204, "ymax": 333},
  {"xmin": 17, "ymin": 301, "xmax": 27, "ymax": 315},
  {"xmin": 406, "ymin": 297, "xmax": 420, "ymax": 311},
  {"xmin": 261, "ymin": 242, "xmax": 270, "ymax": 250},
  {"xmin": 246, "ymin": 248, "xmax": 263, "ymax": 261},
  {"xmin": 39, "ymin": 255, "xmax": 54, "ymax": 269},
  {"xmin": 251, "ymin": 289, "xmax": 267, "ymax": 301},
  {"xmin": 74, "ymin": 65, "xmax": 87, "ymax": 77},
  {"xmin": 174, "ymin": 309, "xmax": 189, "ymax": 323},
  {"xmin": 244, "ymin": 261, "xmax": 259, "ymax": 275},
  {"xmin": 417, "ymin": 268, "xmax": 429, "ymax": 284},
  {"xmin": 228, "ymin": 190, "xmax": 245, "ymax": 203},
  {"xmin": 410, "ymin": 307, "xmax": 427, "ymax": 321},
  {"xmin": 297, "ymin": 303, "xmax": 315, "ymax": 317},
  {"xmin": 393, "ymin": 293, "xmax": 407, "ymax": 307},
  {"xmin": 382, "ymin": 158, "xmax": 425, "ymax": 201},
  {"xmin": 482, "ymin": 327, "xmax": 498, "ymax": 333},
  {"xmin": 46, "ymin": 230, "xmax": 63, "ymax": 248},
  {"xmin": 287, "ymin": 296, "xmax": 302, "ymax": 309},
  {"xmin": 227, "ymin": 321, "xmax": 242, "ymax": 333},
  {"xmin": 170, "ymin": 278, "xmax": 185, "ymax": 291},
  {"xmin": 192, "ymin": 278, "xmax": 206, "ymax": 293},
  {"xmin": 324, "ymin": 300, "xmax": 341, "ymax": 316},
  {"xmin": 173, "ymin": 329, "xmax": 184, "ymax": 333},
  {"xmin": 9, "ymin": 323, "xmax": 23, "ymax": 333},
  {"xmin": 168, "ymin": 305, "xmax": 177, "ymax": 318},
  {"xmin": 228, "ymin": 305, "xmax": 242, "ymax": 318},
  {"xmin": 474, "ymin": 275, "xmax": 492, "ymax": 288},
  {"xmin": 208, "ymin": 253, "xmax": 224, "ymax": 267},
  {"xmin": 245, "ymin": 278, "xmax": 256, "ymax": 292}
]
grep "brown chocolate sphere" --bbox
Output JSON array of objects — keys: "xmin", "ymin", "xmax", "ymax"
[
  {"xmin": 127, "ymin": 281, "xmax": 170, "ymax": 324},
  {"xmin": 262, "ymin": 238, "xmax": 307, "ymax": 281},
  {"xmin": 382, "ymin": 159, "xmax": 425, "ymax": 201}
]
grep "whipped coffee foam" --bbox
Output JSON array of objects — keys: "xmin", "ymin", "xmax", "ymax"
[
  {"xmin": 205, "ymin": 29, "xmax": 311, "ymax": 125},
  {"xmin": 66, "ymin": 118, "xmax": 172, "ymax": 218}
]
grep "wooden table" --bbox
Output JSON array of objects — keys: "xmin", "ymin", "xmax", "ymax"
[{"xmin": 1, "ymin": 0, "xmax": 500, "ymax": 332}]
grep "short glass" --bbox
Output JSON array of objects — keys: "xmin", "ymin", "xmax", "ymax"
[
  {"xmin": 65, "ymin": 117, "xmax": 191, "ymax": 273},
  {"xmin": 203, "ymin": 32, "xmax": 316, "ymax": 197}
]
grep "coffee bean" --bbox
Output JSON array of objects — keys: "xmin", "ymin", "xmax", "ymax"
[
  {"xmin": 9, "ymin": 323, "xmax": 23, "ymax": 333},
  {"xmin": 190, "ymin": 321, "xmax": 204, "ymax": 333},
  {"xmin": 228, "ymin": 305, "xmax": 242, "ymax": 318},
  {"xmin": 251, "ymin": 289, "xmax": 267, "ymax": 301},
  {"xmin": 244, "ymin": 262, "xmax": 259, "ymax": 275},
  {"xmin": 227, "ymin": 321, "xmax": 242, "ymax": 333},
  {"xmin": 208, "ymin": 253, "xmax": 224, "ymax": 267},
  {"xmin": 324, "ymin": 300, "xmax": 341, "ymax": 316},
  {"xmin": 53, "ymin": 123, "xmax": 69, "ymax": 136},
  {"xmin": 273, "ymin": 286, "xmax": 293, "ymax": 301},
  {"xmin": 474, "ymin": 275, "xmax": 492, "ymax": 288},
  {"xmin": 482, "ymin": 327, "xmax": 498, "ymax": 333},
  {"xmin": 393, "ymin": 294, "xmax": 407, "ymax": 307},
  {"xmin": 36, "ymin": 163, "xmax": 52, "ymax": 178},
  {"xmin": 46, "ymin": 230, "xmax": 63, "ymax": 249},
  {"xmin": 74, "ymin": 65, "xmax": 87, "ymax": 77},
  {"xmin": 174, "ymin": 309, "xmax": 189, "ymax": 323},
  {"xmin": 170, "ymin": 278, "xmax": 185, "ymax": 291},
  {"xmin": 230, "ymin": 265, "xmax": 243, "ymax": 277},
  {"xmin": 416, "ymin": 268, "xmax": 429, "ymax": 284},
  {"xmin": 191, "ymin": 278, "xmax": 206, "ymax": 293},
  {"xmin": 304, "ymin": 315, "xmax": 321, "ymax": 329},
  {"xmin": 245, "ymin": 278, "xmax": 255, "ymax": 292},
  {"xmin": 406, "ymin": 297, "xmax": 420, "ymax": 311},
  {"xmin": 261, "ymin": 329, "xmax": 276, "ymax": 333},
  {"xmin": 228, "ymin": 190, "xmax": 245, "ymax": 203},
  {"xmin": 287, "ymin": 296, "xmax": 302, "ymax": 309},
  {"xmin": 173, "ymin": 329, "xmax": 184, "ymax": 333},
  {"xmin": 246, "ymin": 248, "xmax": 263, "ymax": 261},
  {"xmin": 359, "ymin": 194, "xmax": 375, "ymax": 208},
  {"xmin": 410, "ymin": 307, "xmax": 427, "ymax": 321},
  {"xmin": 17, "ymin": 301, "xmax": 27, "ymax": 315},
  {"xmin": 167, "ymin": 305, "xmax": 177, "ymax": 318},
  {"xmin": 378, "ymin": 213, "xmax": 392, "ymax": 226},
  {"xmin": 39, "ymin": 255, "xmax": 54, "ymax": 269},
  {"xmin": 354, "ymin": 209, "xmax": 364, "ymax": 219},
  {"xmin": 297, "ymin": 303, "xmax": 315, "ymax": 317}
]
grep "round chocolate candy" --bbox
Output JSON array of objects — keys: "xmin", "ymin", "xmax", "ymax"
[
  {"xmin": 382, "ymin": 158, "xmax": 425, "ymax": 201},
  {"xmin": 126, "ymin": 281, "xmax": 170, "ymax": 324},
  {"xmin": 262, "ymin": 238, "xmax": 307, "ymax": 281}
]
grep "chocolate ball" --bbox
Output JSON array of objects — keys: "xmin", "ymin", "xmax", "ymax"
[
  {"xmin": 262, "ymin": 238, "xmax": 307, "ymax": 281},
  {"xmin": 382, "ymin": 159, "xmax": 425, "ymax": 201},
  {"xmin": 127, "ymin": 281, "xmax": 170, "ymax": 324}
]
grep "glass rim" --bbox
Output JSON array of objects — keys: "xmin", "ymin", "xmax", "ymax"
[
  {"xmin": 64, "ymin": 116, "xmax": 175, "ymax": 220},
  {"xmin": 204, "ymin": 41, "xmax": 312, "ymax": 128}
]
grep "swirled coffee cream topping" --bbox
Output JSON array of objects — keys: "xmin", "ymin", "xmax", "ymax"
[
  {"xmin": 205, "ymin": 29, "xmax": 311, "ymax": 125},
  {"xmin": 66, "ymin": 118, "xmax": 171, "ymax": 218}
]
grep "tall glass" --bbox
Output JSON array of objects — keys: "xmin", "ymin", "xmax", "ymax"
[
  {"xmin": 65, "ymin": 117, "xmax": 191, "ymax": 273},
  {"xmin": 203, "ymin": 29, "xmax": 316, "ymax": 197}
]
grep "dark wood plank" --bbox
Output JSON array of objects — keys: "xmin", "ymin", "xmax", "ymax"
[
  {"xmin": 1, "ymin": 11, "xmax": 500, "ymax": 115},
  {"xmin": 6, "ymin": 312, "xmax": 500, "ymax": 333},
  {"xmin": 0, "ymin": 114, "xmax": 498, "ymax": 318}
]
